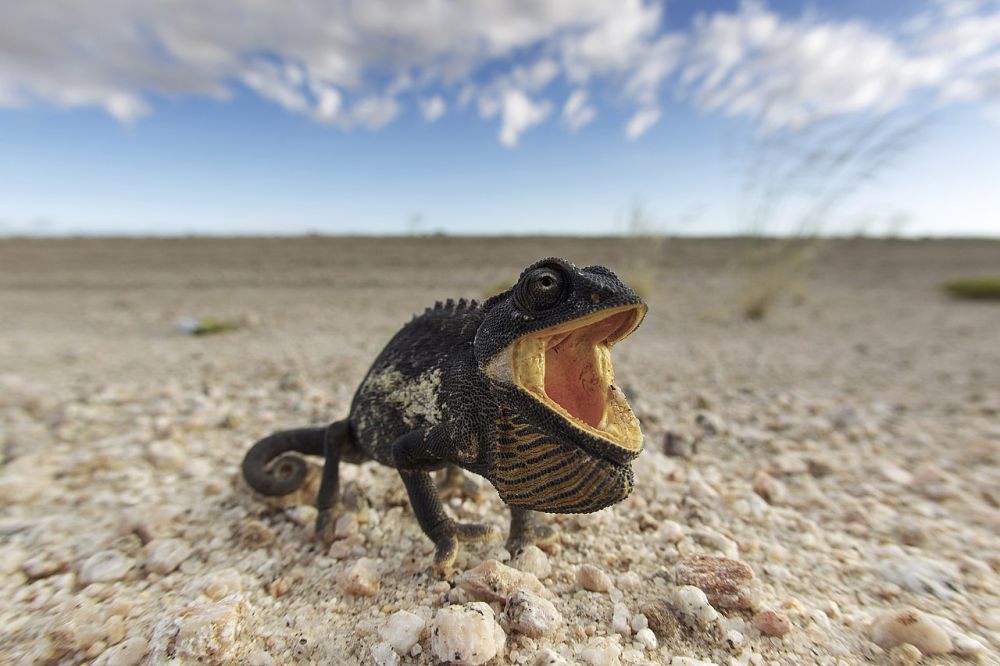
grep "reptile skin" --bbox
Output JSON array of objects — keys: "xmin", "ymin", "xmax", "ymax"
[{"xmin": 242, "ymin": 257, "xmax": 647, "ymax": 576}]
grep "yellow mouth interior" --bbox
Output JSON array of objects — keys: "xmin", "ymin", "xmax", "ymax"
[{"xmin": 510, "ymin": 304, "xmax": 646, "ymax": 451}]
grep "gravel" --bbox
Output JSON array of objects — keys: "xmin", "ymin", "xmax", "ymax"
[{"xmin": 1, "ymin": 237, "xmax": 998, "ymax": 665}]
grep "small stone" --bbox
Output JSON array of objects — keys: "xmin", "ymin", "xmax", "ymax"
[
  {"xmin": 669, "ymin": 658, "xmax": 716, "ymax": 666},
  {"xmin": 334, "ymin": 512, "xmax": 359, "ymax": 539},
  {"xmin": 580, "ymin": 636, "xmax": 622, "ymax": 666},
  {"xmin": 725, "ymin": 629, "xmax": 745, "ymax": 649},
  {"xmin": 284, "ymin": 504, "xmax": 317, "ymax": 528},
  {"xmin": 635, "ymin": 627, "xmax": 657, "ymax": 650},
  {"xmin": 695, "ymin": 411, "xmax": 725, "ymax": 435},
  {"xmin": 663, "ymin": 430, "xmax": 695, "ymax": 458},
  {"xmin": 878, "ymin": 463, "xmax": 914, "ymax": 485},
  {"xmin": 457, "ymin": 559, "xmax": 547, "ymax": 603},
  {"xmin": 144, "ymin": 538, "xmax": 193, "ymax": 575},
  {"xmin": 887, "ymin": 643, "xmax": 922, "ymax": 666},
  {"xmin": 173, "ymin": 597, "xmax": 248, "ymax": 662},
  {"xmin": 22, "ymin": 552, "xmax": 67, "ymax": 579},
  {"xmin": 617, "ymin": 572, "xmax": 642, "ymax": 592},
  {"xmin": 952, "ymin": 634, "xmax": 988, "ymax": 658},
  {"xmin": 341, "ymin": 558, "xmax": 380, "ymax": 596},
  {"xmin": 202, "ymin": 568, "xmax": 243, "ymax": 600},
  {"xmin": 102, "ymin": 615, "xmax": 126, "ymax": 645},
  {"xmin": 752, "ymin": 470, "xmax": 786, "ymax": 505},
  {"xmin": 675, "ymin": 555, "xmax": 755, "ymax": 610},
  {"xmin": 96, "ymin": 637, "xmax": 148, "ymax": 666},
  {"xmin": 0, "ymin": 544, "xmax": 28, "ymax": 575},
  {"xmin": 380, "ymin": 610, "xmax": 425, "ymax": 655},
  {"xmin": 535, "ymin": 648, "xmax": 571, "ymax": 665},
  {"xmin": 505, "ymin": 589, "xmax": 562, "ymax": 638},
  {"xmin": 876, "ymin": 557, "xmax": 961, "ymax": 599},
  {"xmin": 691, "ymin": 528, "xmax": 739, "ymax": 559},
  {"xmin": 79, "ymin": 550, "xmax": 133, "ymax": 585},
  {"xmin": 237, "ymin": 520, "xmax": 276, "ymax": 549},
  {"xmin": 612, "ymin": 602, "xmax": 631, "ymax": 637},
  {"xmin": 672, "ymin": 586, "xmax": 718, "ymax": 627},
  {"xmin": 431, "ymin": 602, "xmax": 506, "ymax": 666},
  {"xmin": 512, "ymin": 545, "xmax": 551, "ymax": 579},
  {"xmin": 372, "ymin": 641, "xmax": 400, "ymax": 666},
  {"xmin": 752, "ymin": 609, "xmax": 791, "ymax": 637},
  {"xmin": 577, "ymin": 564, "xmax": 612, "ymax": 593},
  {"xmin": 659, "ymin": 520, "xmax": 685, "ymax": 543},
  {"xmin": 870, "ymin": 608, "xmax": 953, "ymax": 654},
  {"xmin": 640, "ymin": 599, "xmax": 681, "ymax": 637}
]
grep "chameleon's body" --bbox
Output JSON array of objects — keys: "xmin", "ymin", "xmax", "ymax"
[{"xmin": 243, "ymin": 257, "xmax": 647, "ymax": 576}]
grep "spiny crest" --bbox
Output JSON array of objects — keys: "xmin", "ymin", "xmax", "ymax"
[{"xmin": 423, "ymin": 297, "xmax": 480, "ymax": 316}]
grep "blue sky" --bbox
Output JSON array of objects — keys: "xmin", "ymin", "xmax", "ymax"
[{"xmin": 1, "ymin": 0, "xmax": 998, "ymax": 237}]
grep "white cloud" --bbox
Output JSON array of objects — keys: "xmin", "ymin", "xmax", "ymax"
[
  {"xmin": 625, "ymin": 107, "xmax": 661, "ymax": 139},
  {"xmin": 419, "ymin": 96, "xmax": 446, "ymax": 122},
  {"xmin": 497, "ymin": 90, "xmax": 552, "ymax": 147},
  {"xmin": 350, "ymin": 96, "xmax": 400, "ymax": 130},
  {"xmin": 562, "ymin": 89, "xmax": 597, "ymax": 130},
  {"xmin": 1, "ymin": 0, "xmax": 999, "ymax": 143}
]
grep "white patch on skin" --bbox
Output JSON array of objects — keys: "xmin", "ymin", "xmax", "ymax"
[
  {"xmin": 483, "ymin": 348, "xmax": 514, "ymax": 385},
  {"xmin": 361, "ymin": 366, "xmax": 443, "ymax": 427}
]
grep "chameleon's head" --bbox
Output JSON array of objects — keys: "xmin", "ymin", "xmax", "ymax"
[{"xmin": 476, "ymin": 258, "xmax": 647, "ymax": 459}]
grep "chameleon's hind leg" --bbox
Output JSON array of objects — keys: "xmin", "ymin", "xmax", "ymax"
[
  {"xmin": 314, "ymin": 421, "xmax": 352, "ymax": 545},
  {"xmin": 437, "ymin": 464, "xmax": 485, "ymax": 502},
  {"xmin": 507, "ymin": 507, "xmax": 559, "ymax": 555},
  {"xmin": 399, "ymin": 470, "xmax": 501, "ymax": 578}
]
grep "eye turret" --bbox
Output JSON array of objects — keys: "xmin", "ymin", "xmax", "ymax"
[{"xmin": 515, "ymin": 265, "xmax": 567, "ymax": 312}]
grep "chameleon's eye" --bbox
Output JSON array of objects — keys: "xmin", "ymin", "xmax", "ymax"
[{"xmin": 516, "ymin": 266, "xmax": 567, "ymax": 312}]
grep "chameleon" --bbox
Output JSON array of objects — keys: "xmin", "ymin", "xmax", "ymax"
[{"xmin": 242, "ymin": 257, "xmax": 647, "ymax": 577}]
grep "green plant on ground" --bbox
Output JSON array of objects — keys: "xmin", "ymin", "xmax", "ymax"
[{"xmin": 942, "ymin": 276, "xmax": 1000, "ymax": 301}]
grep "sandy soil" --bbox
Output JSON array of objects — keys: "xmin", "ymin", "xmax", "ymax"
[{"xmin": 0, "ymin": 236, "xmax": 997, "ymax": 665}]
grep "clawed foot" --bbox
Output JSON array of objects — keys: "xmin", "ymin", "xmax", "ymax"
[
  {"xmin": 432, "ymin": 520, "xmax": 502, "ymax": 578},
  {"xmin": 507, "ymin": 524, "xmax": 559, "ymax": 555},
  {"xmin": 507, "ymin": 508, "xmax": 560, "ymax": 555},
  {"xmin": 437, "ymin": 465, "xmax": 485, "ymax": 502},
  {"xmin": 315, "ymin": 503, "xmax": 343, "ymax": 545}
]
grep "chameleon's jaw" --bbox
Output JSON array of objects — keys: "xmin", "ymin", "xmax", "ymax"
[{"xmin": 507, "ymin": 303, "xmax": 646, "ymax": 452}]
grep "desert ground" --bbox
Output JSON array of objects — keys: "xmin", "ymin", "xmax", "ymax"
[{"xmin": 0, "ymin": 236, "xmax": 997, "ymax": 665}]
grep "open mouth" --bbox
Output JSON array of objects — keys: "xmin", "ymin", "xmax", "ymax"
[{"xmin": 510, "ymin": 304, "xmax": 646, "ymax": 451}]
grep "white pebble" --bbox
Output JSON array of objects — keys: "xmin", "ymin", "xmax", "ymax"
[
  {"xmin": 380, "ymin": 610, "xmax": 425, "ymax": 655},
  {"xmin": 535, "ymin": 648, "xmax": 571, "ymax": 665},
  {"xmin": 870, "ymin": 608, "xmax": 953, "ymax": 654},
  {"xmin": 577, "ymin": 564, "xmax": 612, "ymax": 593},
  {"xmin": 96, "ymin": 637, "xmax": 148, "ymax": 666},
  {"xmin": 79, "ymin": 550, "xmax": 133, "ymax": 585},
  {"xmin": 580, "ymin": 636, "xmax": 622, "ymax": 666},
  {"xmin": 431, "ymin": 602, "xmax": 506, "ymax": 666},
  {"xmin": 340, "ymin": 558, "xmax": 380, "ymax": 596},
  {"xmin": 505, "ymin": 589, "xmax": 562, "ymax": 638},
  {"xmin": 612, "ymin": 602, "xmax": 631, "ymax": 637},
  {"xmin": 635, "ymin": 627, "xmax": 657, "ymax": 650},
  {"xmin": 372, "ymin": 641, "xmax": 399, "ymax": 666},
  {"xmin": 876, "ymin": 557, "xmax": 961, "ymax": 599},
  {"xmin": 512, "ymin": 545, "xmax": 551, "ymax": 579},
  {"xmin": 144, "ymin": 538, "xmax": 192, "ymax": 575},
  {"xmin": 458, "ymin": 559, "xmax": 547, "ymax": 603},
  {"xmin": 630, "ymin": 613, "xmax": 648, "ymax": 633},
  {"xmin": 672, "ymin": 585, "xmax": 718, "ymax": 627}
]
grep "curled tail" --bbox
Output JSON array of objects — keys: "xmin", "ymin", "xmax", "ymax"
[{"xmin": 242, "ymin": 426, "xmax": 328, "ymax": 496}]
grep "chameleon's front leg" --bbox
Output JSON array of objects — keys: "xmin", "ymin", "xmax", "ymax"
[
  {"xmin": 393, "ymin": 429, "xmax": 501, "ymax": 578},
  {"xmin": 507, "ymin": 507, "xmax": 559, "ymax": 555}
]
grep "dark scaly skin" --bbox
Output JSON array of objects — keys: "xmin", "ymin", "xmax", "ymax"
[{"xmin": 242, "ymin": 257, "xmax": 646, "ymax": 577}]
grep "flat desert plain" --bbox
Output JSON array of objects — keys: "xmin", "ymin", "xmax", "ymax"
[{"xmin": 0, "ymin": 236, "xmax": 998, "ymax": 665}]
